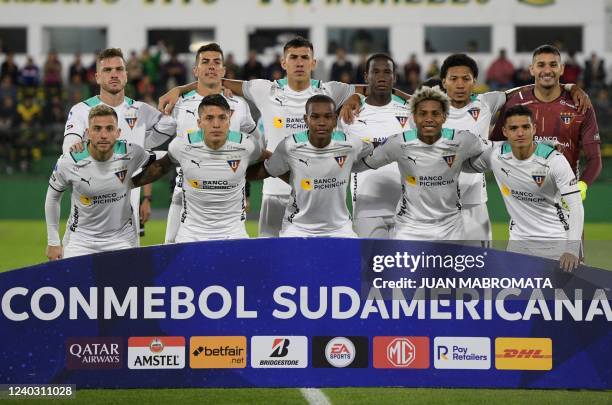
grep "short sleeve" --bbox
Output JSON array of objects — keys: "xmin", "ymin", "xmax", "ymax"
[
  {"xmin": 480, "ymin": 91, "xmax": 507, "ymax": 115},
  {"xmin": 550, "ymin": 153, "xmax": 580, "ymax": 196},
  {"xmin": 167, "ymin": 138, "xmax": 182, "ymax": 165},
  {"xmin": 238, "ymin": 99, "xmax": 257, "ymax": 134},
  {"xmin": 242, "ymin": 79, "xmax": 272, "ymax": 105},
  {"xmin": 325, "ymin": 81, "xmax": 355, "ymax": 106},
  {"xmin": 264, "ymin": 138, "xmax": 291, "ymax": 177},
  {"xmin": 246, "ymin": 134, "xmax": 262, "ymax": 164},
  {"xmin": 64, "ymin": 104, "xmax": 87, "ymax": 139},
  {"xmin": 49, "ymin": 156, "xmax": 70, "ymax": 192}
]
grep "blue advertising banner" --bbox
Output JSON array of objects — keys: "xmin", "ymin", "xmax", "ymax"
[{"xmin": 0, "ymin": 239, "xmax": 609, "ymax": 389}]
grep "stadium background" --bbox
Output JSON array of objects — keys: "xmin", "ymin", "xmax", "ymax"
[{"xmin": 0, "ymin": 0, "xmax": 611, "ymax": 403}]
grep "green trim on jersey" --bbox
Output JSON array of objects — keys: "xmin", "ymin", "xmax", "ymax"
[
  {"xmin": 182, "ymin": 90, "xmax": 197, "ymax": 98},
  {"xmin": 114, "ymin": 140, "xmax": 127, "ymax": 154},
  {"xmin": 403, "ymin": 129, "xmax": 418, "ymax": 142},
  {"xmin": 392, "ymin": 94, "xmax": 407, "ymax": 105},
  {"xmin": 501, "ymin": 142, "xmax": 512, "ymax": 154},
  {"xmin": 188, "ymin": 129, "xmax": 204, "ymax": 144},
  {"xmin": 276, "ymin": 78, "xmax": 321, "ymax": 89},
  {"xmin": 70, "ymin": 147, "xmax": 90, "ymax": 162},
  {"xmin": 227, "ymin": 130, "xmax": 243, "ymax": 143},
  {"xmin": 83, "ymin": 96, "xmax": 101, "ymax": 107},
  {"xmin": 124, "ymin": 97, "xmax": 134, "ymax": 106},
  {"xmin": 534, "ymin": 142, "xmax": 555, "ymax": 159},
  {"xmin": 470, "ymin": 94, "xmax": 478, "ymax": 102},
  {"xmin": 70, "ymin": 140, "xmax": 127, "ymax": 162},
  {"xmin": 331, "ymin": 131, "xmax": 347, "ymax": 141},
  {"xmin": 441, "ymin": 128, "xmax": 455, "ymax": 140},
  {"xmin": 292, "ymin": 131, "xmax": 309, "ymax": 144}
]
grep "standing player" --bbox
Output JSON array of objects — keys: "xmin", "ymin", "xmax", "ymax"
[
  {"xmin": 63, "ymin": 48, "xmax": 176, "ymax": 231},
  {"xmin": 165, "ymin": 43, "xmax": 259, "ymax": 243},
  {"xmin": 465, "ymin": 105, "xmax": 583, "ymax": 271},
  {"xmin": 159, "ymin": 37, "xmax": 361, "ymax": 237},
  {"xmin": 247, "ymin": 95, "xmax": 372, "ymax": 237},
  {"xmin": 354, "ymin": 87, "xmax": 487, "ymax": 240},
  {"xmin": 491, "ymin": 44, "xmax": 601, "ymax": 200},
  {"xmin": 131, "ymin": 95, "xmax": 262, "ymax": 242},
  {"xmin": 45, "ymin": 106, "xmax": 154, "ymax": 259},
  {"xmin": 338, "ymin": 53, "xmax": 410, "ymax": 238}
]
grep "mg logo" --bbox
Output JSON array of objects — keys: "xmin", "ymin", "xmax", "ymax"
[{"xmin": 387, "ymin": 338, "xmax": 416, "ymax": 367}]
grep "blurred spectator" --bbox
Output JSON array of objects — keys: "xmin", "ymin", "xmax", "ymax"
[
  {"xmin": 126, "ymin": 50, "xmax": 143, "ymax": 87},
  {"xmin": 243, "ymin": 50, "xmax": 264, "ymax": 80},
  {"xmin": 42, "ymin": 94, "xmax": 66, "ymax": 146},
  {"xmin": 405, "ymin": 70, "xmax": 421, "ymax": 94},
  {"xmin": 43, "ymin": 51, "xmax": 63, "ymax": 92},
  {"xmin": 0, "ymin": 76, "xmax": 17, "ymax": 105},
  {"xmin": 0, "ymin": 95, "xmax": 18, "ymax": 173},
  {"xmin": 20, "ymin": 56, "xmax": 40, "ymax": 88},
  {"xmin": 141, "ymin": 47, "xmax": 162, "ymax": 88},
  {"xmin": 266, "ymin": 53, "xmax": 283, "ymax": 80},
  {"xmin": 86, "ymin": 51, "xmax": 99, "ymax": 95},
  {"xmin": 1, "ymin": 51, "xmax": 20, "ymax": 84},
  {"xmin": 486, "ymin": 49, "xmax": 515, "ymax": 90},
  {"xmin": 403, "ymin": 53, "xmax": 421, "ymax": 84},
  {"xmin": 224, "ymin": 53, "xmax": 240, "ymax": 79},
  {"xmin": 67, "ymin": 74, "xmax": 91, "ymax": 104},
  {"xmin": 137, "ymin": 75, "xmax": 156, "ymax": 100},
  {"xmin": 593, "ymin": 87, "xmax": 612, "ymax": 128},
  {"xmin": 513, "ymin": 64, "xmax": 532, "ymax": 87},
  {"xmin": 425, "ymin": 59, "xmax": 440, "ymax": 78},
  {"xmin": 561, "ymin": 51, "xmax": 582, "ymax": 85},
  {"xmin": 330, "ymin": 47, "xmax": 354, "ymax": 82},
  {"xmin": 161, "ymin": 53, "xmax": 187, "ymax": 91},
  {"xmin": 355, "ymin": 54, "xmax": 367, "ymax": 83},
  {"xmin": 583, "ymin": 52, "xmax": 606, "ymax": 91},
  {"xmin": 16, "ymin": 96, "xmax": 41, "ymax": 125},
  {"xmin": 69, "ymin": 53, "xmax": 87, "ymax": 83}
]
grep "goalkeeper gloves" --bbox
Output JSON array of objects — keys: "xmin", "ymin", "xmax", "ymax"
[{"xmin": 578, "ymin": 181, "xmax": 588, "ymax": 201}]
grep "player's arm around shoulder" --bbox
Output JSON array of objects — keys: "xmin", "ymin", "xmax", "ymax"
[
  {"xmin": 353, "ymin": 132, "xmax": 401, "ymax": 173},
  {"xmin": 130, "ymin": 139, "xmax": 178, "ymax": 188}
]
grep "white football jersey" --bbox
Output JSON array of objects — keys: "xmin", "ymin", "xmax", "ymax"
[
  {"xmin": 265, "ymin": 130, "xmax": 372, "ymax": 236},
  {"xmin": 339, "ymin": 95, "xmax": 410, "ymax": 218},
  {"xmin": 358, "ymin": 128, "xmax": 486, "ymax": 237},
  {"xmin": 447, "ymin": 92, "xmax": 506, "ymax": 205},
  {"xmin": 167, "ymin": 130, "xmax": 261, "ymax": 241},
  {"xmin": 243, "ymin": 78, "xmax": 354, "ymax": 195},
  {"xmin": 49, "ymin": 141, "xmax": 152, "ymax": 240},
  {"xmin": 467, "ymin": 142, "xmax": 581, "ymax": 240}
]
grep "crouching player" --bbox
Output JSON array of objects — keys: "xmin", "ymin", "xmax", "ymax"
[
  {"xmin": 247, "ymin": 94, "xmax": 373, "ymax": 237},
  {"xmin": 45, "ymin": 105, "xmax": 155, "ymax": 259},
  {"xmin": 464, "ymin": 105, "xmax": 584, "ymax": 271}
]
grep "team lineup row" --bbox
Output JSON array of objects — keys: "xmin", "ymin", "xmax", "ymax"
[{"xmin": 44, "ymin": 38, "xmax": 602, "ymax": 273}]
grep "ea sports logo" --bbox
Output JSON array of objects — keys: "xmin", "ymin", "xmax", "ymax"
[
  {"xmin": 387, "ymin": 338, "xmax": 415, "ymax": 367},
  {"xmin": 325, "ymin": 337, "xmax": 355, "ymax": 368}
]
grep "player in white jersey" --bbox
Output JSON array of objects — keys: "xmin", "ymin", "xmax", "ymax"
[
  {"xmin": 45, "ymin": 106, "xmax": 154, "ymax": 260},
  {"xmin": 131, "ymin": 95, "xmax": 262, "ymax": 242},
  {"xmin": 63, "ymin": 48, "xmax": 176, "ymax": 233},
  {"xmin": 464, "ymin": 105, "xmax": 583, "ymax": 272},
  {"xmin": 338, "ymin": 54, "xmax": 410, "ymax": 238},
  {"xmin": 165, "ymin": 43, "xmax": 259, "ymax": 243},
  {"xmin": 354, "ymin": 86, "xmax": 487, "ymax": 240},
  {"xmin": 247, "ymin": 95, "xmax": 372, "ymax": 237}
]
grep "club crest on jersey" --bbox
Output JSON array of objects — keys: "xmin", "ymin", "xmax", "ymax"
[
  {"xmin": 532, "ymin": 174, "xmax": 546, "ymax": 187},
  {"xmin": 396, "ymin": 116, "xmax": 408, "ymax": 127},
  {"xmin": 468, "ymin": 107, "xmax": 480, "ymax": 121},
  {"xmin": 334, "ymin": 155, "xmax": 347, "ymax": 167},
  {"xmin": 442, "ymin": 154, "xmax": 456, "ymax": 167},
  {"xmin": 115, "ymin": 169, "xmax": 128, "ymax": 183},
  {"xmin": 560, "ymin": 112, "xmax": 574, "ymax": 125},
  {"xmin": 124, "ymin": 108, "xmax": 138, "ymax": 129},
  {"xmin": 227, "ymin": 159, "xmax": 241, "ymax": 172}
]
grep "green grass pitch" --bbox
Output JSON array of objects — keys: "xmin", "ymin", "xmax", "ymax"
[{"xmin": 0, "ymin": 220, "xmax": 610, "ymax": 404}]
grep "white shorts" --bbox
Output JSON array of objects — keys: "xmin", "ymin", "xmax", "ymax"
[
  {"xmin": 176, "ymin": 222, "xmax": 249, "ymax": 243},
  {"xmin": 506, "ymin": 239, "xmax": 567, "ymax": 261},
  {"xmin": 391, "ymin": 215, "xmax": 465, "ymax": 241},
  {"xmin": 63, "ymin": 222, "xmax": 138, "ymax": 259},
  {"xmin": 461, "ymin": 203, "xmax": 492, "ymax": 247},
  {"xmin": 280, "ymin": 221, "xmax": 357, "ymax": 238},
  {"xmin": 354, "ymin": 216, "xmax": 395, "ymax": 239},
  {"xmin": 259, "ymin": 194, "xmax": 291, "ymax": 238}
]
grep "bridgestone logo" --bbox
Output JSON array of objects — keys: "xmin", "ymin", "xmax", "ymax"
[{"xmin": 259, "ymin": 359, "xmax": 299, "ymax": 366}]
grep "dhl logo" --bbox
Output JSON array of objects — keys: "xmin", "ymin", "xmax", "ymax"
[
  {"xmin": 497, "ymin": 349, "xmax": 552, "ymax": 359},
  {"xmin": 495, "ymin": 338, "xmax": 552, "ymax": 370}
]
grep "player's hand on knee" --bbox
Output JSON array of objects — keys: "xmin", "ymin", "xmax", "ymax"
[
  {"xmin": 69, "ymin": 141, "xmax": 85, "ymax": 153},
  {"xmin": 158, "ymin": 88, "xmax": 180, "ymax": 115},
  {"xmin": 559, "ymin": 252, "xmax": 579, "ymax": 272},
  {"xmin": 339, "ymin": 94, "xmax": 362, "ymax": 124},
  {"xmin": 46, "ymin": 245, "xmax": 63, "ymax": 261}
]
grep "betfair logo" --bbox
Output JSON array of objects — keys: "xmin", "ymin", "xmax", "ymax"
[
  {"xmin": 273, "ymin": 117, "xmax": 284, "ymax": 129},
  {"xmin": 407, "ymin": 176, "xmax": 417, "ymax": 186},
  {"xmin": 79, "ymin": 195, "xmax": 92, "ymax": 206},
  {"xmin": 301, "ymin": 178, "xmax": 313, "ymax": 191}
]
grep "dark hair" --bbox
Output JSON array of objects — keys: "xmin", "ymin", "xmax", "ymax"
[
  {"xmin": 283, "ymin": 36, "xmax": 314, "ymax": 53},
  {"xmin": 503, "ymin": 104, "xmax": 533, "ymax": 125},
  {"xmin": 440, "ymin": 53, "xmax": 479, "ymax": 79},
  {"xmin": 96, "ymin": 48, "xmax": 125, "ymax": 70},
  {"xmin": 305, "ymin": 94, "xmax": 336, "ymax": 114},
  {"xmin": 532, "ymin": 44, "xmax": 561, "ymax": 59},
  {"xmin": 198, "ymin": 94, "xmax": 231, "ymax": 116},
  {"xmin": 365, "ymin": 53, "xmax": 396, "ymax": 73},
  {"xmin": 195, "ymin": 43, "xmax": 224, "ymax": 65},
  {"xmin": 420, "ymin": 76, "xmax": 442, "ymax": 89}
]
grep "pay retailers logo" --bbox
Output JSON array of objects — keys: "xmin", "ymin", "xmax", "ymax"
[
  {"xmin": 250, "ymin": 336, "xmax": 308, "ymax": 368},
  {"xmin": 434, "ymin": 337, "xmax": 490, "ymax": 369}
]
